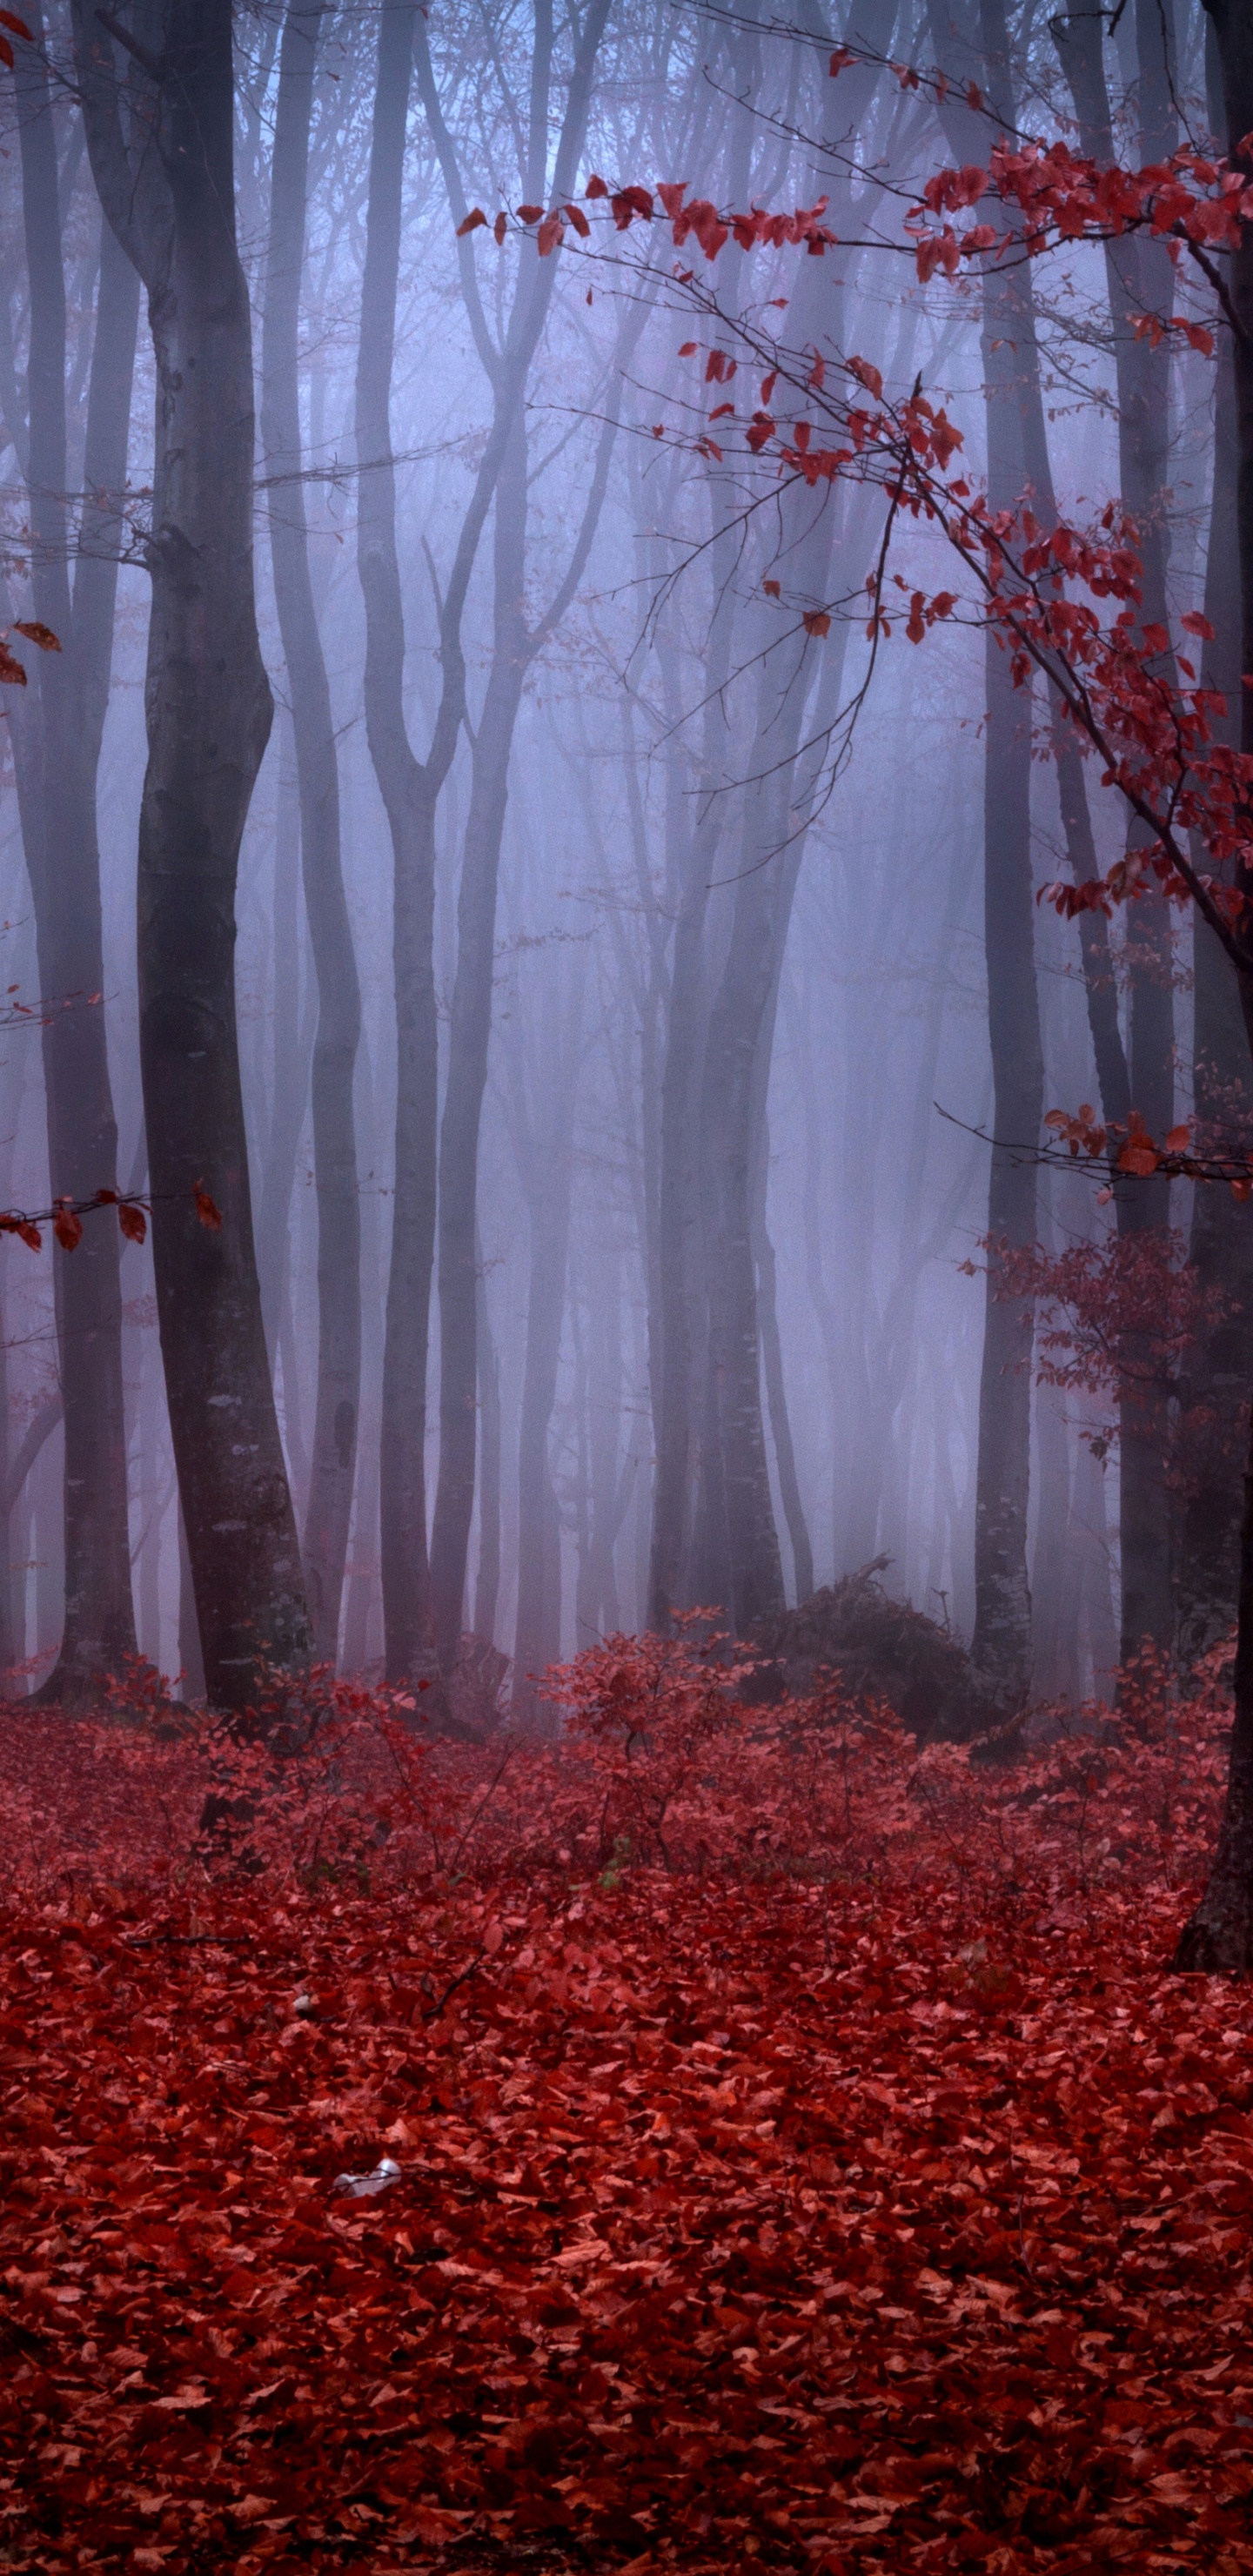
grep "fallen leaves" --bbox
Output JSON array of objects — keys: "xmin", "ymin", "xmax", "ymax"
[{"xmin": 0, "ymin": 1667, "xmax": 1250, "ymax": 2570}]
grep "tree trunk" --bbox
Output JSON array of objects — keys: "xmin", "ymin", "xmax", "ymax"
[
  {"xmin": 423, "ymin": 29, "xmax": 621, "ymax": 1670},
  {"xmin": 1175, "ymin": 0, "xmax": 1253, "ymax": 1964},
  {"xmin": 647, "ymin": 686, "xmax": 720, "ymax": 1629},
  {"xmin": 1176, "ymin": 32, "xmax": 1253, "ymax": 1674},
  {"xmin": 1055, "ymin": 0, "xmax": 1178, "ymax": 1665},
  {"xmin": 928, "ymin": 0, "xmax": 1042, "ymax": 1693},
  {"xmin": 429, "ymin": 421, "xmax": 527, "ymax": 1673},
  {"xmin": 73, "ymin": 0, "xmax": 312, "ymax": 1710},
  {"xmin": 355, "ymin": 0, "xmax": 442, "ymax": 1686},
  {"xmin": 14, "ymin": 22, "xmax": 139, "ymax": 1698},
  {"xmin": 263, "ymin": 0, "xmax": 362, "ymax": 1662},
  {"xmin": 511, "ymin": 983, "xmax": 581, "ymax": 1726},
  {"xmin": 472, "ymin": 1236, "xmax": 502, "ymax": 1647}
]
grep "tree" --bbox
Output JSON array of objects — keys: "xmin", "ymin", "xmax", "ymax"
[
  {"xmin": 6, "ymin": 7, "xmax": 139, "ymax": 1698},
  {"xmin": 599, "ymin": 23, "xmax": 1253, "ymax": 1954},
  {"xmin": 261, "ymin": 0, "xmax": 362, "ymax": 1663},
  {"xmin": 72, "ymin": 0, "xmax": 311, "ymax": 1711}
]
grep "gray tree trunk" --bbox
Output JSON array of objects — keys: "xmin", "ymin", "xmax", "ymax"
[
  {"xmin": 262, "ymin": 0, "xmax": 362, "ymax": 1662},
  {"xmin": 422, "ymin": 2, "xmax": 615, "ymax": 1673}
]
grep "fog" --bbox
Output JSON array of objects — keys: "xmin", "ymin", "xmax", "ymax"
[{"xmin": 0, "ymin": 0, "xmax": 1234, "ymax": 1726}]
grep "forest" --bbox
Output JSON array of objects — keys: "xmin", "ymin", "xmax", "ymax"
[{"xmin": 3, "ymin": 0, "xmax": 1253, "ymax": 2567}]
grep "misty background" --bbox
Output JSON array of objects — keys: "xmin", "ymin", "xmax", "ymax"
[{"xmin": 0, "ymin": 0, "xmax": 1230, "ymax": 1720}]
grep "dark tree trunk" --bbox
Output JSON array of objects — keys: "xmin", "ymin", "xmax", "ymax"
[
  {"xmin": 968, "ymin": 313, "xmax": 1042, "ymax": 1694},
  {"xmin": 14, "ymin": 20, "xmax": 139, "ymax": 1698},
  {"xmin": 1176, "ymin": 32, "xmax": 1253, "ymax": 1674},
  {"xmin": 263, "ymin": 0, "xmax": 362, "ymax": 1662},
  {"xmin": 1055, "ymin": 0, "xmax": 1178, "ymax": 1665},
  {"xmin": 928, "ymin": 0, "xmax": 1042, "ymax": 1694},
  {"xmin": 73, "ymin": 0, "xmax": 312, "ymax": 1710},
  {"xmin": 1176, "ymin": 0, "xmax": 1253, "ymax": 1965}
]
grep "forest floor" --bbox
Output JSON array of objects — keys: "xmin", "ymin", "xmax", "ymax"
[{"xmin": 1, "ymin": 1653, "xmax": 1251, "ymax": 2573}]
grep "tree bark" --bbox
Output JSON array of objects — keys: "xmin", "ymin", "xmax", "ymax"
[
  {"xmin": 14, "ymin": 18, "xmax": 139, "ymax": 1698},
  {"xmin": 1175, "ymin": 0, "xmax": 1253, "ymax": 1965},
  {"xmin": 72, "ymin": 0, "xmax": 312, "ymax": 1711},
  {"xmin": 1176, "ymin": 29, "xmax": 1253, "ymax": 1674},
  {"xmin": 928, "ymin": 0, "xmax": 1042, "ymax": 1694},
  {"xmin": 1055, "ymin": 0, "xmax": 1178, "ymax": 1665},
  {"xmin": 262, "ymin": 0, "xmax": 362, "ymax": 1663}
]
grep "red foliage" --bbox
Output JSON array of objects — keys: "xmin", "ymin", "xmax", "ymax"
[
  {"xmin": 2, "ymin": 1646, "xmax": 1251, "ymax": 2570},
  {"xmin": 983, "ymin": 1224, "xmax": 1229, "ymax": 1400}
]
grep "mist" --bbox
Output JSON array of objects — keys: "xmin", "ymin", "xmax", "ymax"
[{"xmin": 0, "ymin": 0, "xmax": 1238, "ymax": 1736}]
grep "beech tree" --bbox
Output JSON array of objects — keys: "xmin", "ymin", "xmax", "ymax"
[
  {"xmin": 4, "ymin": 7, "xmax": 138, "ymax": 1698},
  {"xmin": 261, "ymin": 0, "xmax": 362, "ymax": 1662},
  {"xmin": 71, "ymin": 0, "xmax": 310, "ymax": 1709}
]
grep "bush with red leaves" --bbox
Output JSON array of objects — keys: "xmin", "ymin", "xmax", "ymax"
[{"xmin": 1, "ymin": 1640, "xmax": 1251, "ymax": 2573}]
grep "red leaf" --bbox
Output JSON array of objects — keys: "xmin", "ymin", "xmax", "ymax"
[
  {"xmin": 456, "ymin": 208, "xmax": 487, "ymax": 238},
  {"xmin": 0, "ymin": 642, "xmax": 27, "ymax": 686},
  {"xmin": 194, "ymin": 1185, "xmax": 223, "ymax": 1231},
  {"xmin": 118, "ymin": 1201, "xmax": 147, "ymax": 1245},
  {"xmin": 848, "ymin": 353, "xmax": 882, "ymax": 400},
  {"xmin": 53, "ymin": 1200, "xmax": 83, "ymax": 1252}
]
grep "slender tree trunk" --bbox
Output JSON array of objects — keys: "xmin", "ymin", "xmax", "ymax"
[
  {"xmin": 263, "ymin": 0, "xmax": 361, "ymax": 1662},
  {"xmin": 1055, "ymin": 0, "xmax": 1178, "ymax": 1664},
  {"xmin": 1176, "ymin": 32, "xmax": 1253, "ymax": 1672},
  {"xmin": 1175, "ymin": 0, "xmax": 1253, "ymax": 1963},
  {"xmin": 928, "ymin": 0, "xmax": 1042, "ymax": 1692},
  {"xmin": 512, "ymin": 985, "xmax": 580, "ymax": 1726},
  {"xmin": 754, "ymin": 1182, "xmax": 814, "ymax": 1606},
  {"xmin": 74, "ymin": 0, "xmax": 312, "ymax": 1710},
  {"xmin": 430, "ymin": 421, "xmax": 527, "ymax": 1673},
  {"xmin": 356, "ymin": 0, "xmax": 441, "ymax": 1685},
  {"xmin": 426, "ymin": 248, "xmax": 627, "ymax": 1675},
  {"xmin": 472, "ymin": 1235, "xmax": 501, "ymax": 1646},
  {"xmin": 14, "ymin": 23, "xmax": 139, "ymax": 1698},
  {"xmin": 647, "ymin": 715, "xmax": 719, "ymax": 1628}
]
